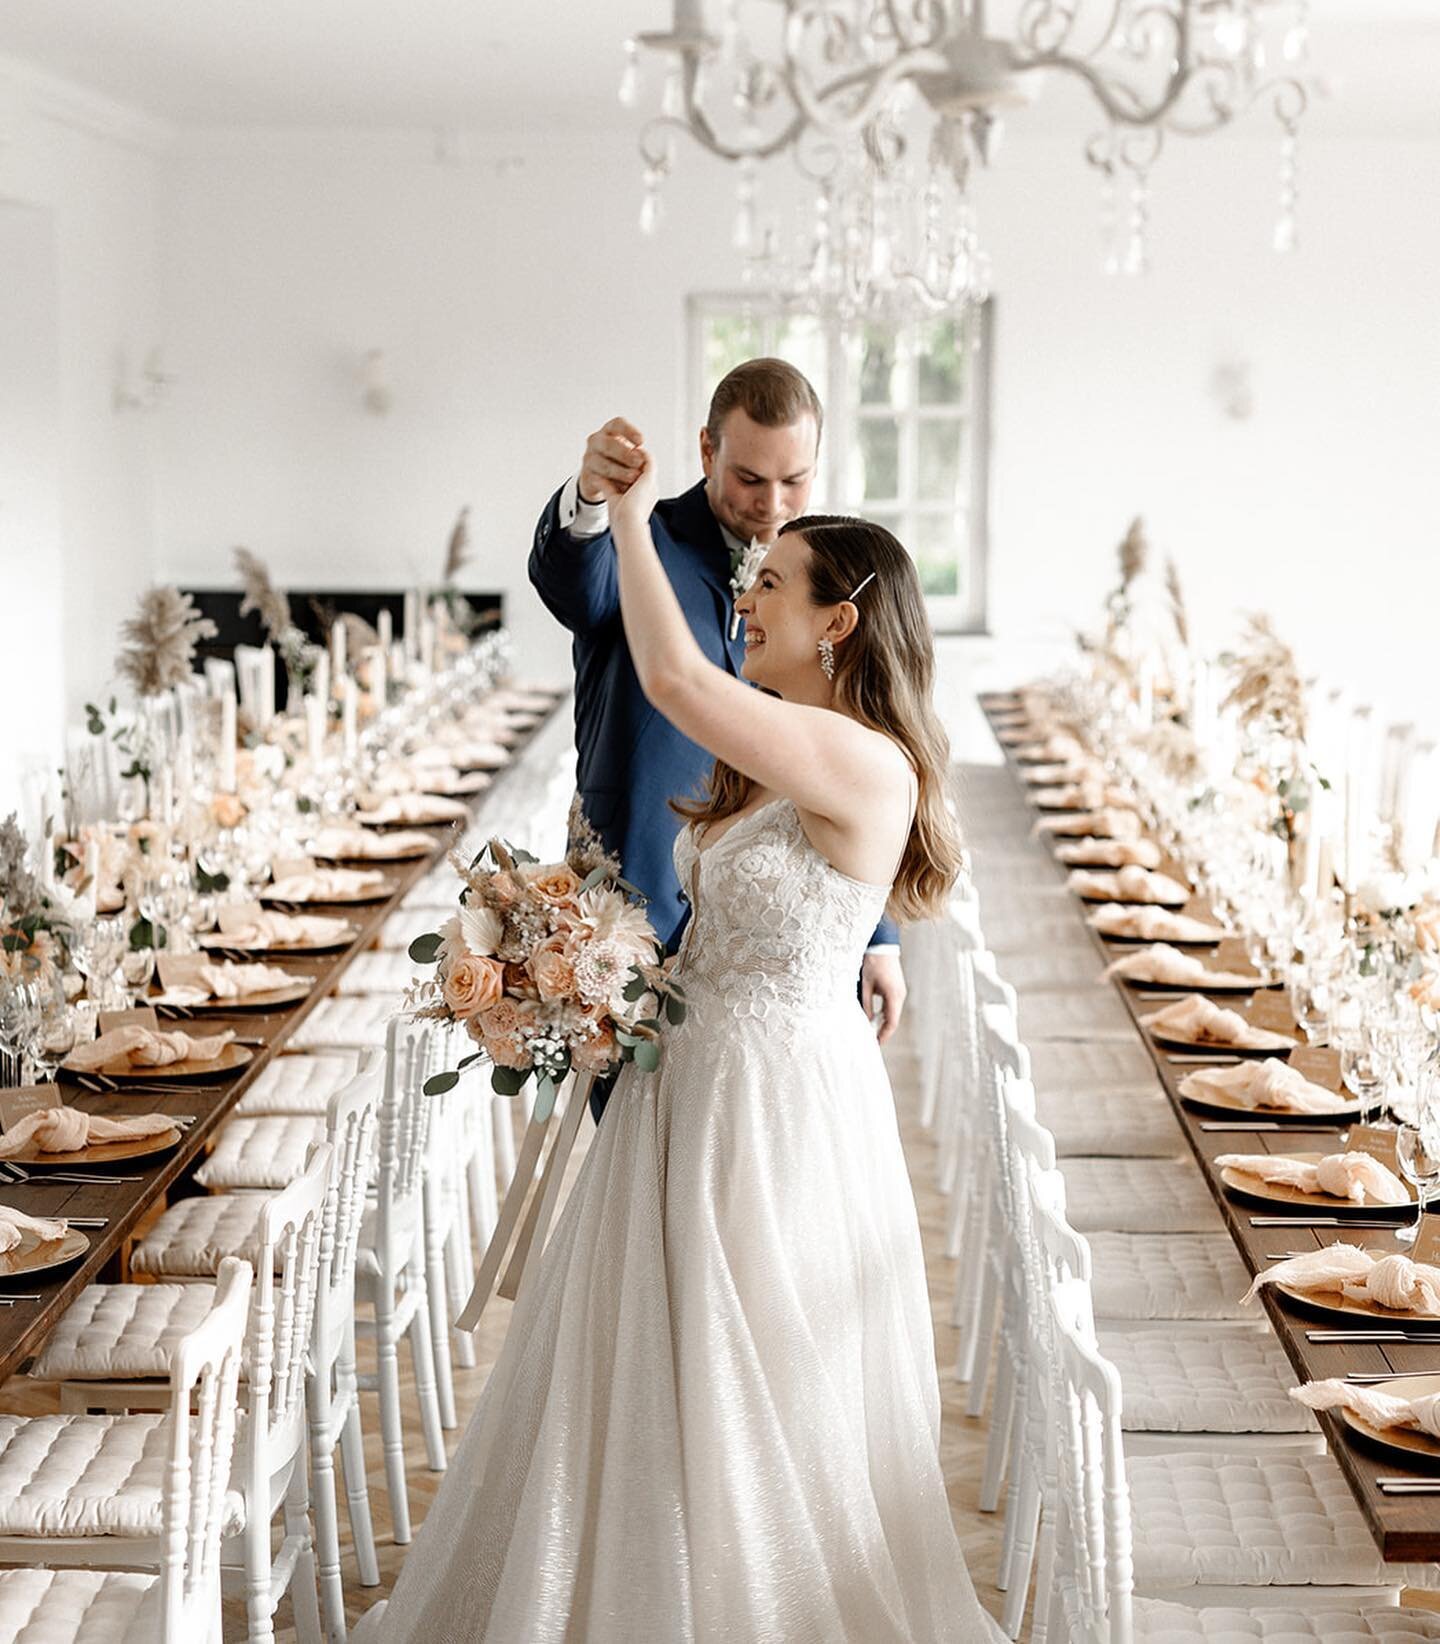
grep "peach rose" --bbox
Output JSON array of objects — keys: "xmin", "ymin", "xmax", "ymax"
[
  {"xmin": 573, "ymin": 1022, "xmax": 617, "ymax": 1074},
  {"xmin": 478, "ymin": 998, "xmax": 521, "ymax": 1039},
  {"xmin": 504, "ymin": 961, "xmax": 540, "ymax": 1000},
  {"xmin": 209, "ymin": 792, "xmax": 247, "ymax": 829},
  {"xmin": 529, "ymin": 934, "xmax": 578, "ymax": 1002},
  {"xmin": 483, "ymin": 1032, "xmax": 530, "ymax": 1070},
  {"xmin": 489, "ymin": 872, "xmax": 522, "ymax": 908},
  {"xmin": 441, "ymin": 952, "xmax": 504, "ymax": 1020},
  {"xmin": 522, "ymin": 864, "xmax": 583, "ymax": 910}
]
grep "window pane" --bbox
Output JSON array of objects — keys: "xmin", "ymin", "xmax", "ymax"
[
  {"xmin": 858, "ymin": 325, "xmax": 900, "ymax": 405},
  {"xmin": 917, "ymin": 317, "xmax": 968, "ymax": 406},
  {"xmin": 703, "ymin": 313, "xmax": 766, "ymax": 395},
  {"xmin": 855, "ymin": 417, "xmax": 900, "ymax": 503},
  {"xmin": 909, "ymin": 512, "xmax": 964, "ymax": 599},
  {"xmin": 773, "ymin": 314, "xmax": 827, "ymax": 405},
  {"xmin": 917, "ymin": 417, "xmax": 964, "ymax": 504}
]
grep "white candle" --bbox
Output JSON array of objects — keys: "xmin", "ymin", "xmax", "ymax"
[
  {"xmin": 305, "ymin": 694, "xmax": 326, "ymax": 763},
  {"xmin": 157, "ymin": 766, "xmax": 175, "ymax": 827},
  {"xmin": 313, "ymin": 653, "xmax": 330, "ymax": 711},
  {"xmin": 341, "ymin": 678, "xmax": 358, "ymax": 759},
  {"xmin": 218, "ymin": 689, "xmax": 238, "ymax": 793},
  {"xmin": 370, "ymin": 644, "xmax": 387, "ymax": 711},
  {"xmin": 377, "ymin": 607, "xmax": 393, "ymax": 652},
  {"xmin": 258, "ymin": 644, "xmax": 275, "ymax": 728},
  {"xmin": 175, "ymin": 734, "xmax": 194, "ymax": 809},
  {"xmin": 1137, "ymin": 661, "xmax": 1154, "ymax": 727},
  {"xmin": 83, "ymin": 838, "xmax": 100, "ymax": 892},
  {"xmin": 331, "ymin": 618, "xmax": 347, "ymax": 683},
  {"xmin": 420, "ymin": 616, "xmax": 436, "ymax": 676},
  {"xmin": 404, "ymin": 590, "xmax": 420, "ymax": 658},
  {"xmin": 38, "ymin": 827, "xmax": 55, "ymax": 891}
]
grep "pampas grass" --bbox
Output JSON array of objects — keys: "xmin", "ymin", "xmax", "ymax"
[
  {"xmin": 116, "ymin": 587, "xmax": 217, "ymax": 698},
  {"xmin": 442, "ymin": 506, "xmax": 471, "ymax": 583},
  {"xmin": 1165, "ymin": 556, "xmax": 1190, "ymax": 649},
  {"xmin": 1220, "ymin": 613, "xmax": 1307, "ymax": 744},
  {"xmin": 1118, "ymin": 517, "xmax": 1147, "ymax": 590},
  {"xmin": 234, "ymin": 547, "xmax": 291, "ymax": 637}
]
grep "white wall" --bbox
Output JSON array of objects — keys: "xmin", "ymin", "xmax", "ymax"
[
  {"xmin": 153, "ymin": 124, "xmax": 1440, "ymax": 740},
  {"xmin": 0, "ymin": 62, "xmax": 167, "ymax": 811}
]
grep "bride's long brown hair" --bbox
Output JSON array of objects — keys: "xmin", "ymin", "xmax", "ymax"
[{"xmin": 673, "ymin": 515, "xmax": 963, "ymax": 921}]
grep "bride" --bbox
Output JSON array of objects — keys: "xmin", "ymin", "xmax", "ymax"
[{"xmin": 358, "ymin": 448, "xmax": 1001, "ymax": 1642}]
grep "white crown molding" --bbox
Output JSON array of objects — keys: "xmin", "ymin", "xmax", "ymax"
[{"xmin": 0, "ymin": 53, "xmax": 174, "ymax": 152}]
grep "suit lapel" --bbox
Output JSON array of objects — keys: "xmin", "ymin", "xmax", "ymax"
[{"xmin": 664, "ymin": 482, "xmax": 745, "ymax": 677}]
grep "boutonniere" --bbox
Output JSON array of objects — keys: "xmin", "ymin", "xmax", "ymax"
[{"xmin": 728, "ymin": 538, "xmax": 766, "ymax": 641}]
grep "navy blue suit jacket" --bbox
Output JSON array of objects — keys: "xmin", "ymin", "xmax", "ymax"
[{"xmin": 528, "ymin": 478, "xmax": 900, "ymax": 956}]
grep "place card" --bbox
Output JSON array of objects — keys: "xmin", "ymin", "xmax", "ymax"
[
  {"xmin": 216, "ymin": 900, "xmax": 265, "ymax": 934},
  {"xmin": 1345, "ymin": 1124, "xmax": 1400, "ymax": 1174},
  {"xmin": 271, "ymin": 857, "xmax": 316, "ymax": 880},
  {"xmin": 0, "ymin": 1086, "xmax": 63, "ymax": 1134},
  {"xmin": 1411, "ymin": 1217, "xmax": 1440, "ymax": 1268},
  {"xmin": 97, "ymin": 1005, "xmax": 160, "ymax": 1037},
  {"xmin": 156, "ymin": 952, "xmax": 210, "ymax": 990}
]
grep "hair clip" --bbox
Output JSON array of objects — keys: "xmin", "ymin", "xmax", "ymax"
[{"xmin": 849, "ymin": 572, "xmax": 876, "ymax": 600}]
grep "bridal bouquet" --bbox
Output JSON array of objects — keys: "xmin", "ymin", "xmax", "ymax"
[{"xmin": 407, "ymin": 814, "xmax": 684, "ymax": 1116}]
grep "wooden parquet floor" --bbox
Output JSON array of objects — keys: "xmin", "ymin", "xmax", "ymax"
[{"xmin": 3, "ymin": 1017, "xmax": 1009, "ymax": 1640}]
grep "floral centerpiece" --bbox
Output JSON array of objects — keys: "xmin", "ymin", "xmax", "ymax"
[
  {"xmin": 406, "ymin": 809, "xmax": 684, "ymax": 1118},
  {"xmin": 0, "ymin": 815, "xmax": 82, "ymax": 982}
]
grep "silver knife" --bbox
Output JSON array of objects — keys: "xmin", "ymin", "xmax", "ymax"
[
  {"xmin": 1200, "ymin": 1121, "xmax": 1344, "ymax": 1132},
  {"xmin": 1250, "ymin": 1216, "xmax": 1404, "ymax": 1227},
  {"xmin": 1306, "ymin": 1329, "xmax": 1440, "ymax": 1342}
]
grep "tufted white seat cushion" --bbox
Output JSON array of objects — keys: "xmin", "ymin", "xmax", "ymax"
[
  {"xmin": 1061, "ymin": 1157, "xmax": 1223, "ymax": 1233},
  {"xmin": 29, "ymin": 1286, "xmax": 218, "ymax": 1383},
  {"xmin": 1016, "ymin": 987, "xmax": 1137, "ymax": 1043},
  {"xmin": 1089, "ymin": 1232, "xmax": 1251, "ymax": 1321},
  {"xmin": 337, "ymin": 950, "xmax": 419, "ymax": 996},
  {"xmin": 234, "ymin": 1050, "xmax": 357, "ymax": 1116},
  {"xmin": 129, "ymin": 1194, "xmax": 269, "ymax": 1280},
  {"xmin": 1128, "ymin": 1450, "xmax": 1431, "ymax": 1590},
  {"xmin": 1099, "ymin": 1329, "xmax": 1316, "ymax": 1435},
  {"xmin": 0, "ymin": 1566, "xmax": 159, "ymax": 1642},
  {"xmin": 0, "ymin": 1414, "xmax": 244, "ymax": 1538},
  {"xmin": 287, "ymin": 995, "xmax": 396, "ymax": 1051},
  {"xmin": 1131, "ymin": 1599, "xmax": 1440, "ymax": 1641},
  {"xmin": 194, "ymin": 1115, "xmax": 325, "ymax": 1191},
  {"xmin": 1040, "ymin": 1087, "xmax": 1182, "ymax": 1158}
]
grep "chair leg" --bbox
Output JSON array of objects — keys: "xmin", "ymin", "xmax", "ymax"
[
  {"xmin": 339, "ymin": 1389, "xmax": 381, "ymax": 1586},
  {"xmin": 308, "ymin": 1382, "xmax": 348, "ymax": 1642},
  {"xmin": 407, "ymin": 1282, "xmax": 449, "ymax": 1473},
  {"xmin": 468, "ymin": 1126, "xmax": 498, "ymax": 1246},
  {"xmin": 373, "ymin": 1302, "xmax": 412, "ymax": 1544},
  {"xmin": 964, "ymin": 1256, "xmax": 1000, "ymax": 1414},
  {"xmin": 979, "ymin": 1342, "xmax": 1014, "ymax": 1513},
  {"xmin": 245, "ymin": 1503, "xmax": 276, "ymax": 1644},
  {"xmin": 285, "ymin": 1457, "xmax": 325, "ymax": 1644},
  {"xmin": 445, "ymin": 1195, "xmax": 478, "ymax": 1371},
  {"xmin": 423, "ymin": 1197, "xmax": 458, "ymax": 1429},
  {"xmin": 1001, "ymin": 1465, "xmax": 1042, "ymax": 1639}
]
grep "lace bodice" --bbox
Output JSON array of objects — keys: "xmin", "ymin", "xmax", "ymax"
[{"xmin": 671, "ymin": 799, "xmax": 891, "ymax": 1023}]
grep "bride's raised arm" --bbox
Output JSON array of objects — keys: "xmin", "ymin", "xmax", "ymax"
[{"xmin": 608, "ymin": 450, "xmax": 907, "ymax": 827}]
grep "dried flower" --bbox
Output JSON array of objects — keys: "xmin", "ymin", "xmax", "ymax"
[
  {"xmin": 442, "ymin": 506, "xmax": 472, "ymax": 584},
  {"xmin": 116, "ymin": 587, "xmax": 217, "ymax": 698},
  {"xmin": 1220, "ymin": 613, "xmax": 1308, "ymax": 745},
  {"xmin": 1118, "ymin": 517, "xmax": 1147, "ymax": 591},
  {"xmin": 234, "ymin": 547, "xmax": 292, "ymax": 638},
  {"xmin": 1165, "ymin": 556, "xmax": 1190, "ymax": 650}
]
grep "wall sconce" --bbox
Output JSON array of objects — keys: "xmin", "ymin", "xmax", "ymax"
[
  {"xmin": 114, "ymin": 346, "xmax": 175, "ymax": 413},
  {"xmin": 361, "ymin": 349, "xmax": 393, "ymax": 415}
]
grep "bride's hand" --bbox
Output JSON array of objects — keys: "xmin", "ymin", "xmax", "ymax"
[{"xmin": 610, "ymin": 446, "xmax": 659, "ymax": 534}]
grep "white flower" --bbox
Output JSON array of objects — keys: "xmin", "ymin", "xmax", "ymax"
[
  {"xmin": 1356, "ymin": 872, "xmax": 1422, "ymax": 916},
  {"xmin": 728, "ymin": 537, "xmax": 767, "ymax": 641},
  {"xmin": 571, "ymin": 938, "xmax": 634, "ymax": 1014},
  {"xmin": 567, "ymin": 886, "xmax": 656, "ymax": 965},
  {"xmin": 460, "ymin": 901, "xmax": 504, "ymax": 957}
]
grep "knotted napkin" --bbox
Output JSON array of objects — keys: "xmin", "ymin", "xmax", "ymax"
[
  {"xmin": 1179, "ymin": 1057, "xmax": 1351, "ymax": 1114},
  {"xmin": 1035, "ymin": 781, "xmax": 1134, "ymax": 812},
  {"xmin": 1056, "ymin": 838, "xmax": 1162, "ymax": 869},
  {"xmin": 311, "ymin": 828, "xmax": 433, "ymax": 862},
  {"xmin": 66, "ymin": 1025, "xmax": 235, "ymax": 1072},
  {"xmin": 160, "ymin": 961, "xmax": 297, "ymax": 1005},
  {"xmin": 1104, "ymin": 943, "xmax": 1257, "ymax": 988},
  {"xmin": 1089, "ymin": 905, "xmax": 1226, "ymax": 943},
  {"xmin": 266, "ymin": 867, "xmax": 386, "ymax": 902},
  {"xmin": 1292, "ymin": 1379, "xmax": 1440, "ymax": 1437},
  {"xmin": 1217, "ymin": 1150, "xmax": 1410, "ymax": 1206},
  {"xmin": 0, "ymin": 1108, "xmax": 174, "ymax": 1158},
  {"xmin": 211, "ymin": 909, "xmax": 350, "ymax": 948},
  {"xmin": 1246, "ymin": 1243, "xmax": 1440, "ymax": 1314},
  {"xmin": 354, "ymin": 793, "xmax": 468, "ymax": 826},
  {"xmin": 1069, "ymin": 865, "xmax": 1190, "ymax": 905},
  {"xmin": 1142, "ymin": 994, "xmax": 1295, "ymax": 1050},
  {"xmin": 1037, "ymin": 808, "xmax": 1142, "ymax": 840},
  {"xmin": 0, "ymin": 1204, "xmax": 68, "ymax": 1253}
]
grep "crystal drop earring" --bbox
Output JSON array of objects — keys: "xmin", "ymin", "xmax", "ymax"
[{"xmin": 817, "ymin": 637, "xmax": 836, "ymax": 680}]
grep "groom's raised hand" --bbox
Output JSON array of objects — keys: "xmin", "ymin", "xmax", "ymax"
[{"xmin": 579, "ymin": 417, "xmax": 646, "ymax": 505}]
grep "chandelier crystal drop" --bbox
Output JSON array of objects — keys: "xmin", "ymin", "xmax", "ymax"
[{"xmin": 622, "ymin": 2, "xmax": 1313, "ymax": 321}]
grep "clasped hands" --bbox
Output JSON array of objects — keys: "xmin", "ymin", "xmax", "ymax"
[{"xmin": 579, "ymin": 416, "xmax": 658, "ymax": 528}]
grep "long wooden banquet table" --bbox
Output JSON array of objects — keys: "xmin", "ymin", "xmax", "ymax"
[
  {"xmin": 0, "ymin": 697, "xmax": 565, "ymax": 1388},
  {"xmin": 978, "ymin": 690, "xmax": 1440, "ymax": 1566}
]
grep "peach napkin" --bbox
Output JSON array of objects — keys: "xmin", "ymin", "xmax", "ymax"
[
  {"xmin": 66, "ymin": 1025, "xmax": 235, "ymax": 1072},
  {"xmin": 0, "ymin": 1204, "xmax": 69, "ymax": 1253},
  {"xmin": 208, "ymin": 909, "xmax": 350, "ymax": 948},
  {"xmin": 1021, "ymin": 763, "xmax": 1098, "ymax": 788},
  {"xmin": 1068, "ymin": 866, "xmax": 1190, "ymax": 905},
  {"xmin": 1034, "ymin": 782, "xmax": 1134, "ymax": 811},
  {"xmin": 1246, "ymin": 1244, "xmax": 1440, "ymax": 1314},
  {"xmin": 1056, "ymin": 838, "xmax": 1162, "ymax": 869},
  {"xmin": 1104, "ymin": 943, "xmax": 1256, "ymax": 988},
  {"xmin": 1292, "ymin": 1379, "xmax": 1440, "ymax": 1438},
  {"xmin": 1142, "ymin": 995, "xmax": 1295, "ymax": 1049},
  {"xmin": 0, "ymin": 1108, "xmax": 175, "ymax": 1158},
  {"xmin": 1088, "ymin": 905, "xmax": 1225, "ymax": 943},
  {"xmin": 429, "ymin": 737, "xmax": 510, "ymax": 768},
  {"xmin": 1216, "ymin": 1151, "xmax": 1409, "ymax": 1206},
  {"xmin": 266, "ymin": 867, "xmax": 386, "ymax": 902},
  {"xmin": 311, "ymin": 828, "xmax": 433, "ymax": 862},
  {"xmin": 1015, "ymin": 734, "xmax": 1086, "ymax": 763},
  {"xmin": 354, "ymin": 793, "xmax": 468, "ymax": 826},
  {"xmin": 1036, "ymin": 808, "xmax": 1142, "ymax": 840},
  {"xmin": 1179, "ymin": 1058, "xmax": 1350, "ymax": 1115},
  {"xmin": 160, "ymin": 962, "xmax": 298, "ymax": 1004}
]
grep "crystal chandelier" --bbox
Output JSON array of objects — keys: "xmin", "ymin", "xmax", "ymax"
[{"xmin": 621, "ymin": 2, "xmax": 1312, "ymax": 321}]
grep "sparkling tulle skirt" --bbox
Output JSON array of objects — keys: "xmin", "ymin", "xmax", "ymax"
[{"xmin": 360, "ymin": 981, "xmax": 1000, "ymax": 1643}]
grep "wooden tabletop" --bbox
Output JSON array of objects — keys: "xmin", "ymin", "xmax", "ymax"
[
  {"xmin": 0, "ymin": 699, "xmax": 564, "ymax": 1385},
  {"xmin": 976, "ymin": 691, "xmax": 1440, "ymax": 1564}
]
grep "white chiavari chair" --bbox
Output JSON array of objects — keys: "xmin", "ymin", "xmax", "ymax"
[{"xmin": 0, "ymin": 1259, "xmax": 252, "ymax": 1644}]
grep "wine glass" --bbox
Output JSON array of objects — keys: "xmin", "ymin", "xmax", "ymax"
[
  {"xmin": 0, "ymin": 977, "xmax": 39, "ymax": 1088},
  {"xmin": 1395, "ymin": 1112, "xmax": 1440, "ymax": 1247},
  {"xmin": 29, "ymin": 974, "xmax": 78, "ymax": 1083},
  {"xmin": 1339, "ymin": 1028, "xmax": 1389, "ymax": 1126}
]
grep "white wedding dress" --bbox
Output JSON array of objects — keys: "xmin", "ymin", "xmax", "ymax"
[{"xmin": 360, "ymin": 798, "xmax": 1001, "ymax": 1642}]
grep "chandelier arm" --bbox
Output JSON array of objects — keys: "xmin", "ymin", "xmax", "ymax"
[
  {"xmin": 1012, "ymin": 0, "xmax": 1195, "ymax": 131},
  {"xmin": 1016, "ymin": 0, "xmax": 1121, "ymax": 59},
  {"xmin": 1165, "ymin": 72, "xmax": 1309, "ymax": 137},
  {"xmin": 879, "ymin": 0, "xmax": 946, "ymax": 54},
  {"xmin": 781, "ymin": 14, "xmax": 949, "ymax": 138},
  {"xmin": 638, "ymin": 105, "xmax": 807, "ymax": 167}
]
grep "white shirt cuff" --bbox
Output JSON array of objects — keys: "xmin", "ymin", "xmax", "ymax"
[
  {"xmin": 559, "ymin": 474, "xmax": 610, "ymax": 540},
  {"xmin": 863, "ymin": 944, "xmax": 901, "ymax": 958}
]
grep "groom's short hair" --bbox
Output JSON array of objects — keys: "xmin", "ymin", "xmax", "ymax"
[{"xmin": 706, "ymin": 357, "xmax": 823, "ymax": 449}]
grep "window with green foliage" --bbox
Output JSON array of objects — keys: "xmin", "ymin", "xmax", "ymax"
[{"xmin": 688, "ymin": 298, "xmax": 992, "ymax": 632}]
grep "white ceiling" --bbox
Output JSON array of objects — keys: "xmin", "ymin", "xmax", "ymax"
[{"xmin": 0, "ymin": 1, "xmax": 1436, "ymax": 137}]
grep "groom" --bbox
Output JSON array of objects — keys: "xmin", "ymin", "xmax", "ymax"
[{"xmin": 529, "ymin": 358, "xmax": 906, "ymax": 1103}]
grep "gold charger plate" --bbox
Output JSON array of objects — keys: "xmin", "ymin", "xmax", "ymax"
[
  {"xmin": 4, "ymin": 1126, "xmax": 182, "ymax": 1168},
  {"xmin": 261, "ymin": 884, "xmax": 389, "ymax": 907},
  {"xmin": 1126, "ymin": 972, "xmax": 1260, "ymax": 993},
  {"xmin": 1339, "ymin": 1374, "xmax": 1440, "ymax": 1472},
  {"xmin": 1096, "ymin": 925, "xmax": 1222, "ymax": 947},
  {"xmin": 1178, "ymin": 1084, "xmax": 1358, "ymax": 1124},
  {"xmin": 1149, "ymin": 1027, "xmax": 1294, "ymax": 1056},
  {"xmin": 1076, "ymin": 887, "xmax": 1190, "ymax": 909},
  {"xmin": 312, "ymin": 839, "xmax": 431, "ymax": 864},
  {"xmin": 0, "ymin": 1226, "xmax": 90, "ymax": 1279},
  {"xmin": 200, "ymin": 926, "xmax": 356, "ymax": 955},
  {"xmin": 1219, "ymin": 1151, "xmax": 1414, "ymax": 1212},
  {"xmin": 62, "ymin": 1042, "xmax": 253, "ymax": 1084},
  {"xmin": 153, "ymin": 980, "xmax": 311, "ymax": 1013},
  {"xmin": 419, "ymin": 770, "xmax": 489, "ymax": 797},
  {"xmin": 1272, "ymin": 1286, "xmax": 1440, "ymax": 1331}
]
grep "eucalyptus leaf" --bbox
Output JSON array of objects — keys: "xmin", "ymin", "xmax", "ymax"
[
  {"xmin": 581, "ymin": 865, "xmax": 609, "ymax": 892},
  {"xmin": 533, "ymin": 1075, "xmax": 558, "ymax": 1122},
  {"xmin": 408, "ymin": 931, "xmax": 443, "ymax": 964},
  {"xmin": 491, "ymin": 1064, "xmax": 529, "ymax": 1097},
  {"xmin": 665, "ymin": 994, "xmax": 687, "ymax": 1025},
  {"xmin": 633, "ymin": 1040, "xmax": 660, "ymax": 1073},
  {"xmin": 423, "ymin": 1070, "xmax": 460, "ymax": 1096}
]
